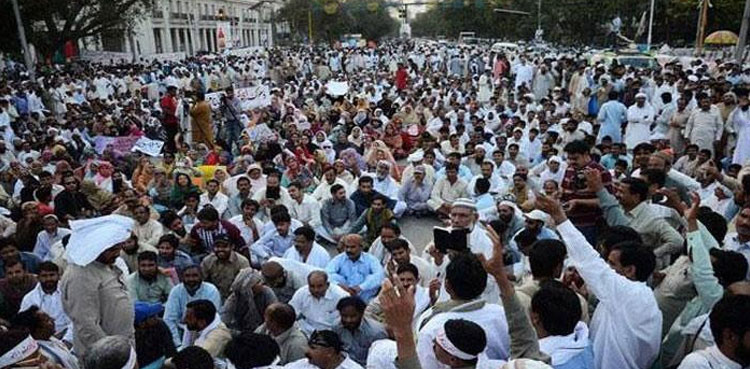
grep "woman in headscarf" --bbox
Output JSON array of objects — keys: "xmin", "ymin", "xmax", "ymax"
[
  {"xmin": 170, "ymin": 172, "xmax": 201, "ymax": 209},
  {"xmin": 94, "ymin": 161, "xmax": 115, "ymax": 193},
  {"xmin": 365, "ymin": 140, "xmax": 401, "ymax": 181},
  {"xmin": 334, "ymin": 159, "xmax": 355, "ymax": 184},
  {"xmin": 339, "ymin": 148, "xmax": 366, "ymax": 179},
  {"xmin": 539, "ymin": 156, "xmax": 566, "ymax": 187},
  {"xmin": 505, "ymin": 172, "xmax": 535, "ymax": 212},
  {"xmin": 347, "ymin": 126, "xmax": 365, "ymax": 152},
  {"xmin": 281, "ymin": 155, "xmax": 318, "ymax": 192},
  {"xmin": 382, "ymin": 123, "xmax": 406, "ymax": 159},
  {"xmin": 131, "ymin": 157, "xmax": 154, "ymax": 194},
  {"xmin": 147, "ymin": 167, "xmax": 172, "ymax": 209}
]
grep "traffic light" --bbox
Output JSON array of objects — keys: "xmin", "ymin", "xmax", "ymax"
[{"xmin": 398, "ymin": 6, "xmax": 406, "ymax": 18}]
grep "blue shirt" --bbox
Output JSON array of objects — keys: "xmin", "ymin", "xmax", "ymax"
[
  {"xmin": 435, "ymin": 164, "xmax": 474, "ymax": 183},
  {"xmin": 163, "ymin": 282, "xmax": 222, "ymax": 346},
  {"xmin": 475, "ymin": 193, "xmax": 495, "ymax": 212},
  {"xmin": 326, "ymin": 252, "xmax": 384, "ymax": 302},
  {"xmin": 0, "ymin": 252, "xmax": 40, "ymax": 278}
]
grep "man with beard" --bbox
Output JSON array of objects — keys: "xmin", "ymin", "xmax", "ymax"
[
  {"xmin": 0, "ymin": 259, "xmax": 38, "ymax": 319},
  {"xmin": 679, "ymin": 295, "xmax": 750, "ymax": 369},
  {"xmin": 468, "ymin": 161, "xmax": 504, "ymax": 197},
  {"xmin": 200, "ymin": 235, "xmax": 250, "ymax": 299},
  {"xmin": 132, "ymin": 205, "xmax": 165, "ymax": 248},
  {"xmin": 729, "ymin": 89, "xmax": 750, "ymax": 165},
  {"xmin": 19, "ymin": 262, "xmax": 74, "ymax": 346},
  {"xmin": 333, "ymin": 296, "xmax": 387, "ymax": 366},
  {"xmin": 463, "ymin": 145, "xmax": 486, "ymax": 176},
  {"xmin": 320, "ymin": 184, "xmax": 357, "ymax": 244},
  {"xmin": 724, "ymin": 204, "xmax": 750, "ymax": 279},
  {"xmin": 372, "ymin": 161, "xmax": 405, "ymax": 218},
  {"xmin": 60, "ymin": 214, "xmax": 136, "ymax": 357},
  {"xmin": 126, "ymin": 251, "xmax": 173, "ymax": 303},
  {"xmin": 181, "ymin": 299, "xmax": 232, "ymax": 357},
  {"xmin": 252, "ymin": 171, "xmax": 293, "ymax": 221},
  {"xmin": 163, "ymin": 265, "xmax": 222, "ymax": 346},
  {"xmin": 226, "ymin": 177, "xmax": 253, "ymax": 219}
]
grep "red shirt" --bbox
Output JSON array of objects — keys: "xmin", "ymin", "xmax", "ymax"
[
  {"xmin": 561, "ymin": 160, "xmax": 613, "ymax": 227},
  {"xmin": 395, "ymin": 68, "xmax": 408, "ymax": 90},
  {"xmin": 160, "ymin": 95, "xmax": 178, "ymax": 127}
]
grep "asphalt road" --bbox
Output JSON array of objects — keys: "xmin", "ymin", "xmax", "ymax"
[{"xmin": 397, "ymin": 214, "xmax": 443, "ymax": 254}]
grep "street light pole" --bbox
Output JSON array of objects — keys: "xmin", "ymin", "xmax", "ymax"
[
  {"xmin": 737, "ymin": 0, "xmax": 750, "ymax": 62},
  {"xmin": 11, "ymin": 0, "xmax": 34, "ymax": 79},
  {"xmin": 646, "ymin": 0, "xmax": 655, "ymax": 50}
]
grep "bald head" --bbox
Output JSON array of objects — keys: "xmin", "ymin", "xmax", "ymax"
[
  {"xmin": 261, "ymin": 261, "xmax": 284, "ymax": 279},
  {"xmin": 728, "ymin": 281, "xmax": 750, "ymax": 296}
]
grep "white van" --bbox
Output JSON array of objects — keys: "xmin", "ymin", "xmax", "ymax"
[{"xmin": 491, "ymin": 42, "xmax": 520, "ymax": 54}]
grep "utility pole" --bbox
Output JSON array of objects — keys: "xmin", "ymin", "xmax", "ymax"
[
  {"xmin": 737, "ymin": 0, "xmax": 750, "ymax": 62},
  {"xmin": 308, "ymin": 7, "xmax": 313, "ymax": 44},
  {"xmin": 11, "ymin": 0, "xmax": 34, "ymax": 79},
  {"xmin": 695, "ymin": 0, "xmax": 709, "ymax": 56},
  {"xmin": 537, "ymin": 0, "xmax": 541, "ymax": 31},
  {"xmin": 646, "ymin": 0, "xmax": 655, "ymax": 51}
]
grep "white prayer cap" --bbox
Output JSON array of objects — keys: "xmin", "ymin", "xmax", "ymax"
[
  {"xmin": 547, "ymin": 155, "xmax": 562, "ymax": 164},
  {"xmin": 524, "ymin": 209, "xmax": 549, "ymax": 222},
  {"xmin": 66, "ymin": 215, "xmax": 135, "ymax": 266},
  {"xmin": 408, "ymin": 150, "xmax": 425, "ymax": 162},
  {"xmin": 377, "ymin": 160, "xmax": 391, "ymax": 168},
  {"xmin": 452, "ymin": 198, "xmax": 477, "ymax": 211},
  {"xmin": 635, "ymin": 92, "xmax": 648, "ymax": 99},
  {"xmin": 687, "ymin": 75, "xmax": 699, "ymax": 82},
  {"xmin": 474, "ymin": 144, "xmax": 486, "ymax": 152}
]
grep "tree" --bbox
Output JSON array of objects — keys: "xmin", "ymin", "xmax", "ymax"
[
  {"xmin": 0, "ymin": 0, "xmax": 151, "ymax": 57},
  {"xmin": 279, "ymin": 0, "xmax": 397, "ymax": 43}
]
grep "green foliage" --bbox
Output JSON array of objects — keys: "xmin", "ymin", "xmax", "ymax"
[
  {"xmin": 411, "ymin": 0, "xmax": 747, "ymax": 47},
  {"xmin": 0, "ymin": 0, "xmax": 151, "ymax": 57},
  {"xmin": 279, "ymin": 0, "xmax": 398, "ymax": 42}
]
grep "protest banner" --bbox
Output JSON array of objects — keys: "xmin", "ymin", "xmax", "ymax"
[
  {"xmin": 93, "ymin": 136, "xmax": 140, "ymax": 154},
  {"xmin": 132, "ymin": 137, "xmax": 165, "ymax": 156}
]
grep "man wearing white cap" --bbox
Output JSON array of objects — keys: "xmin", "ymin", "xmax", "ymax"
[
  {"xmin": 402, "ymin": 150, "xmax": 435, "ymax": 187},
  {"xmin": 373, "ymin": 160, "xmax": 406, "ymax": 218},
  {"xmin": 625, "ymin": 93, "xmax": 655, "ymax": 150},
  {"xmin": 60, "ymin": 214, "xmax": 136, "ymax": 357}
]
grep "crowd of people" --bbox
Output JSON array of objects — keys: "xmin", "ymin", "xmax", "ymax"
[{"xmin": 0, "ymin": 39, "xmax": 749, "ymax": 369}]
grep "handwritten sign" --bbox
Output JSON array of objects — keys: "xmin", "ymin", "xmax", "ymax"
[
  {"xmin": 93, "ymin": 136, "xmax": 140, "ymax": 154},
  {"xmin": 326, "ymin": 81, "xmax": 349, "ymax": 96},
  {"xmin": 132, "ymin": 137, "xmax": 165, "ymax": 157},
  {"xmin": 205, "ymin": 85, "xmax": 271, "ymax": 111}
]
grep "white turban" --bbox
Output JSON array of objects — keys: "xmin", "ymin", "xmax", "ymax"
[{"xmin": 66, "ymin": 215, "xmax": 135, "ymax": 266}]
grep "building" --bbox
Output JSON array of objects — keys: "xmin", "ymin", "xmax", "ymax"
[{"xmin": 80, "ymin": 0, "xmax": 280, "ymax": 57}]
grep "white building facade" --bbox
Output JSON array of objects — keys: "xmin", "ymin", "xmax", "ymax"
[{"xmin": 119, "ymin": 0, "xmax": 278, "ymax": 56}]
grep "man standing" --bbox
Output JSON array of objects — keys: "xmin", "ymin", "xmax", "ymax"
[
  {"xmin": 220, "ymin": 87, "xmax": 244, "ymax": 152},
  {"xmin": 326, "ymin": 234, "xmax": 384, "ymax": 302},
  {"xmin": 126, "ymin": 251, "xmax": 174, "ymax": 303},
  {"xmin": 164, "ymin": 265, "xmax": 222, "ymax": 346},
  {"xmin": 685, "ymin": 93, "xmax": 723, "ymax": 155},
  {"xmin": 625, "ymin": 93, "xmax": 655, "ymax": 150},
  {"xmin": 161, "ymin": 84, "xmax": 179, "ymax": 152},
  {"xmin": 560, "ymin": 140, "xmax": 613, "ymax": 245},
  {"xmin": 729, "ymin": 89, "xmax": 750, "ymax": 165},
  {"xmin": 597, "ymin": 90, "xmax": 627, "ymax": 143},
  {"xmin": 60, "ymin": 214, "xmax": 136, "ymax": 356}
]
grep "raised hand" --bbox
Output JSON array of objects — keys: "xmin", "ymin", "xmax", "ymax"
[
  {"xmin": 583, "ymin": 168, "xmax": 603, "ymax": 193},
  {"xmin": 535, "ymin": 192, "xmax": 567, "ymax": 225}
]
